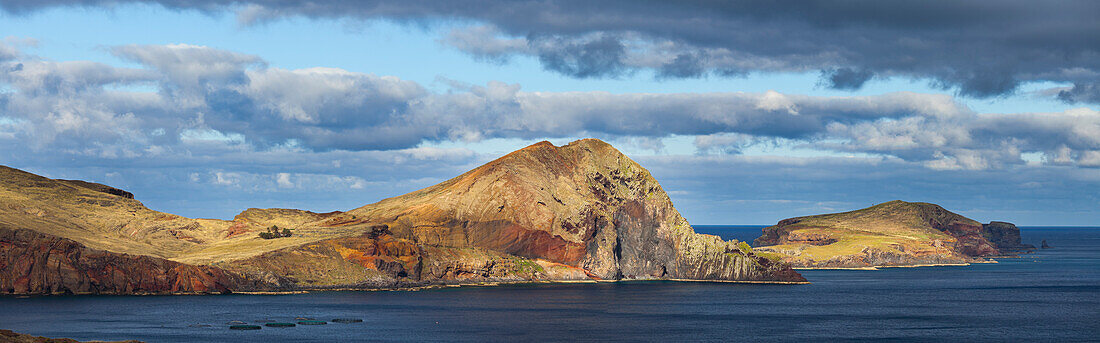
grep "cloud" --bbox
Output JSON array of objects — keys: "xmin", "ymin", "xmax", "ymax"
[
  {"xmin": 440, "ymin": 25, "xmax": 529, "ymax": 64},
  {"xmin": 199, "ymin": 170, "xmax": 370, "ymax": 191},
  {"xmin": 0, "ymin": 44, "xmax": 18, "ymax": 63},
  {"xmin": 822, "ymin": 68, "xmax": 874, "ymax": 90},
  {"xmin": 3, "ymin": 43, "xmax": 1100, "ymax": 171},
  {"xmin": 694, "ymin": 133, "xmax": 757, "ymax": 154},
  {"xmin": 1058, "ymin": 83, "xmax": 1100, "ymax": 104},
  {"xmin": 822, "ymin": 108, "xmax": 1100, "ymax": 170},
  {"xmin": 3, "ymin": 1, "xmax": 1098, "ymax": 102}
]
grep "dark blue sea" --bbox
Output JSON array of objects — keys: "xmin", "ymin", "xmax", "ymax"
[{"xmin": 1, "ymin": 227, "xmax": 1097, "ymax": 342}]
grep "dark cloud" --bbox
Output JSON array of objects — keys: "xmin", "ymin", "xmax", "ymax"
[
  {"xmin": 533, "ymin": 34, "xmax": 627, "ymax": 79},
  {"xmin": 658, "ymin": 53, "xmax": 706, "ymax": 79},
  {"xmin": 822, "ymin": 68, "xmax": 873, "ymax": 90},
  {"xmin": 1058, "ymin": 83, "xmax": 1100, "ymax": 104},
  {"xmin": 5, "ymin": 1, "xmax": 1097, "ymax": 101}
]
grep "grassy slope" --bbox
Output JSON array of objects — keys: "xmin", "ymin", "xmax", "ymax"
[
  {"xmin": 754, "ymin": 200, "xmax": 977, "ymax": 266},
  {"xmin": 0, "ymin": 165, "xmax": 359, "ymax": 264}
]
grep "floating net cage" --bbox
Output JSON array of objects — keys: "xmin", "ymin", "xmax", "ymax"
[
  {"xmin": 229, "ymin": 325, "xmax": 262, "ymax": 330},
  {"xmin": 331, "ymin": 318, "xmax": 364, "ymax": 323}
]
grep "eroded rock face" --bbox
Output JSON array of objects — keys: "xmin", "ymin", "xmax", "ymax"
[
  {"xmin": 982, "ymin": 221, "xmax": 1036, "ymax": 252},
  {"xmin": 754, "ymin": 201, "xmax": 1030, "ymax": 268},
  {"xmin": 223, "ymin": 224, "xmax": 594, "ymax": 288},
  {"xmin": 0, "ymin": 228, "xmax": 261, "ymax": 295}
]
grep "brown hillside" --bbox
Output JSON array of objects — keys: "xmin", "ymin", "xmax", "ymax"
[{"xmin": 0, "ymin": 139, "xmax": 805, "ymax": 294}]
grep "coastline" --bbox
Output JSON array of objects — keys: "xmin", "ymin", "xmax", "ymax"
[
  {"xmin": 252, "ymin": 278, "xmax": 812, "ymax": 293},
  {"xmin": 1, "ymin": 278, "xmax": 809, "ymax": 297},
  {"xmin": 792, "ymin": 259, "xmax": 1001, "ymax": 271}
]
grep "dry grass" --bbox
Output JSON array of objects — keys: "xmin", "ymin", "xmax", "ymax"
[{"xmin": 755, "ymin": 200, "xmax": 977, "ymax": 266}]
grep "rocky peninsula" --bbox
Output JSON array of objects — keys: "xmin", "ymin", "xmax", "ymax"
[{"xmin": 0, "ymin": 139, "xmax": 804, "ymax": 295}]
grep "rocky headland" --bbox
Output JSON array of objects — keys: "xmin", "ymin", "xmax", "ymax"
[
  {"xmin": 0, "ymin": 139, "xmax": 804, "ymax": 295},
  {"xmin": 753, "ymin": 200, "xmax": 1035, "ymax": 268}
]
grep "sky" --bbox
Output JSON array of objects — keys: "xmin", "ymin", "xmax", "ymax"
[{"xmin": 0, "ymin": 1, "xmax": 1098, "ymax": 225}]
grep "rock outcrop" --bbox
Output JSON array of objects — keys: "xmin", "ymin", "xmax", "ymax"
[
  {"xmin": 0, "ymin": 139, "xmax": 804, "ymax": 294},
  {"xmin": 754, "ymin": 200, "xmax": 1032, "ymax": 268},
  {"xmin": 981, "ymin": 221, "xmax": 1036, "ymax": 252},
  {"xmin": 0, "ymin": 227, "xmax": 264, "ymax": 295}
]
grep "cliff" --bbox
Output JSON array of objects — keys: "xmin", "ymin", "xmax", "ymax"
[
  {"xmin": 0, "ymin": 139, "xmax": 804, "ymax": 294},
  {"xmin": 0, "ymin": 227, "xmax": 264, "ymax": 295},
  {"xmin": 753, "ymin": 200, "xmax": 1033, "ymax": 268},
  {"xmin": 981, "ymin": 221, "xmax": 1036, "ymax": 252}
]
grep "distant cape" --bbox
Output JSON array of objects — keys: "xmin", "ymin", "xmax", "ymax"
[{"xmin": 753, "ymin": 200, "xmax": 1034, "ymax": 268}]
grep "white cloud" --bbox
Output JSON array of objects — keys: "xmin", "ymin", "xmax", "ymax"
[{"xmin": 276, "ymin": 172, "xmax": 293, "ymax": 188}]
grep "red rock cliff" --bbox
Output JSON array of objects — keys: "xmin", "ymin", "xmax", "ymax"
[{"xmin": 0, "ymin": 227, "xmax": 257, "ymax": 295}]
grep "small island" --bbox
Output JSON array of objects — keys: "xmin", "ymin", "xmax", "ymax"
[{"xmin": 753, "ymin": 200, "xmax": 1035, "ymax": 268}]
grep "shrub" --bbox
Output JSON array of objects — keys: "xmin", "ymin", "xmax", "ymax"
[
  {"xmin": 737, "ymin": 241, "xmax": 753, "ymax": 254},
  {"xmin": 258, "ymin": 225, "xmax": 292, "ymax": 239}
]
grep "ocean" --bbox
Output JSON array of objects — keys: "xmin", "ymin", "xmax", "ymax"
[{"xmin": 1, "ymin": 227, "xmax": 1097, "ymax": 342}]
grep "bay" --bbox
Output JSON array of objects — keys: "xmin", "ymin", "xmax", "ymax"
[{"xmin": 1, "ymin": 227, "xmax": 1097, "ymax": 342}]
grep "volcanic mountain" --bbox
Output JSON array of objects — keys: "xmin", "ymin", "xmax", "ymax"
[
  {"xmin": 753, "ymin": 200, "xmax": 1034, "ymax": 268},
  {"xmin": 0, "ymin": 139, "xmax": 804, "ymax": 295}
]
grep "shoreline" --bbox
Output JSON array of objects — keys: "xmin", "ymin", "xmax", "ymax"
[
  {"xmin": 0, "ymin": 278, "xmax": 810, "ymax": 297},
  {"xmin": 793, "ymin": 259, "xmax": 1002, "ymax": 270},
  {"xmin": 258, "ymin": 278, "xmax": 812, "ymax": 293}
]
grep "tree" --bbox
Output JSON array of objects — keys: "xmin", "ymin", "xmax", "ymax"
[{"xmin": 282, "ymin": 228, "xmax": 292, "ymax": 237}]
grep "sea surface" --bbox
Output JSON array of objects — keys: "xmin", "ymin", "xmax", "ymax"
[{"xmin": 1, "ymin": 227, "xmax": 1097, "ymax": 342}]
